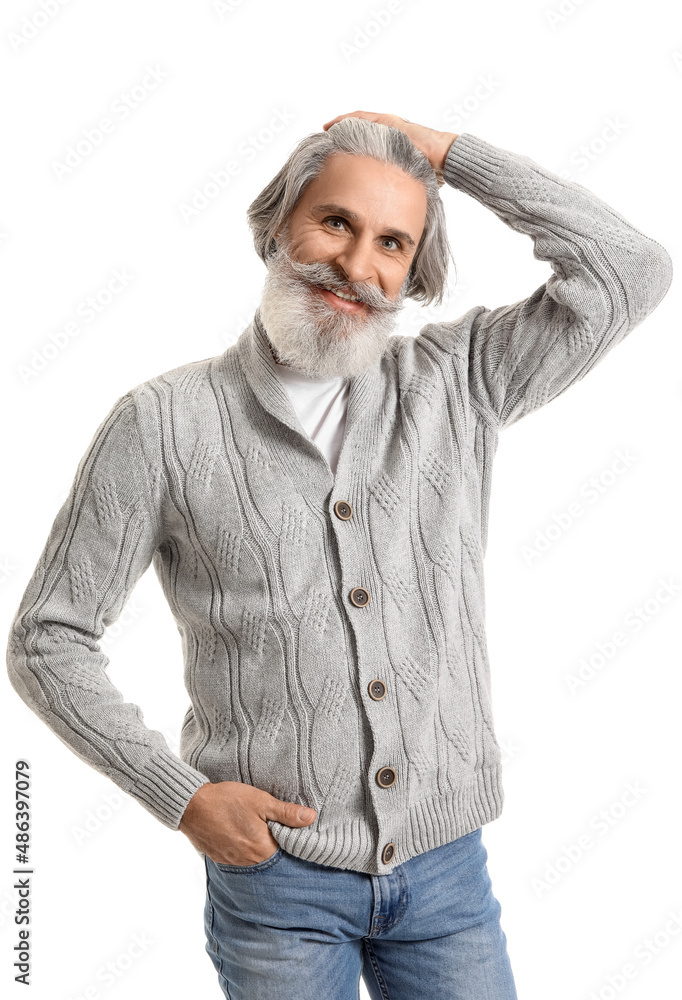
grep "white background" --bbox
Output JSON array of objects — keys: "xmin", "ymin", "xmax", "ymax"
[{"xmin": 1, "ymin": 0, "xmax": 680, "ymax": 997}]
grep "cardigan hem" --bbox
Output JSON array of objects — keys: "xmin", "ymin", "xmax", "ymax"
[{"xmin": 259, "ymin": 763, "xmax": 504, "ymax": 876}]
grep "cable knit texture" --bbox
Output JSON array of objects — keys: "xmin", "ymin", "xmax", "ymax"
[{"xmin": 6, "ymin": 133, "xmax": 673, "ymax": 874}]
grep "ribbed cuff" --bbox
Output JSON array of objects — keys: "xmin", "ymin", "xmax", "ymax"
[
  {"xmin": 134, "ymin": 748, "xmax": 211, "ymax": 830},
  {"xmin": 442, "ymin": 133, "xmax": 508, "ymax": 198}
]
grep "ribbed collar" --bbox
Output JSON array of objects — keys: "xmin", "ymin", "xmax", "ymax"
[{"xmin": 233, "ymin": 306, "xmax": 385, "ymax": 450}]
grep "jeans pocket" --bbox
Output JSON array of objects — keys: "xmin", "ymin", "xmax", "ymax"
[{"xmin": 210, "ymin": 847, "xmax": 283, "ymax": 873}]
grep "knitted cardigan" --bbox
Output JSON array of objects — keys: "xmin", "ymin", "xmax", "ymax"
[{"xmin": 7, "ymin": 132, "xmax": 672, "ymax": 874}]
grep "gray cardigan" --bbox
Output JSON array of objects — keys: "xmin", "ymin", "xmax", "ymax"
[{"xmin": 6, "ymin": 132, "xmax": 673, "ymax": 875}]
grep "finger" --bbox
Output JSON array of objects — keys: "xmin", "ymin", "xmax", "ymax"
[
  {"xmin": 322, "ymin": 110, "xmax": 384, "ymax": 130},
  {"xmin": 322, "ymin": 111, "xmax": 365, "ymax": 129}
]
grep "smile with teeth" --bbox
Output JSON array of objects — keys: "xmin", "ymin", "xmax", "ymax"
[{"xmin": 319, "ymin": 284, "xmax": 361, "ymax": 303}]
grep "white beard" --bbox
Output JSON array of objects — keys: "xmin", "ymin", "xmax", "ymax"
[{"xmin": 258, "ymin": 234, "xmax": 409, "ymax": 380}]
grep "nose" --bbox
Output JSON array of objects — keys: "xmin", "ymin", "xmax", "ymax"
[{"xmin": 330, "ymin": 239, "xmax": 375, "ymax": 289}]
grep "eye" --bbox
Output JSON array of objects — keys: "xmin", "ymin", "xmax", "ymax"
[{"xmin": 323, "ymin": 217, "xmax": 402, "ymax": 252}]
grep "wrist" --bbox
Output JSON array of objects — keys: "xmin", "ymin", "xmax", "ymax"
[
  {"xmin": 432, "ymin": 131, "xmax": 459, "ymax": 172},
  {"xmin": 179, "ymin": 781, "xmax": 212, "ymax": 831}
]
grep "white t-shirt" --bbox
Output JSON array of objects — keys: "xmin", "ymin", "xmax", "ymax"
[{"xmin": 267, "ymin": 353, "xmax": 350, "ymax": 476}]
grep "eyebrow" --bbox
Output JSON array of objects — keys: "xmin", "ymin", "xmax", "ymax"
[{"xmin": 311, "ymin": 202, "xmax": 417, "ymax": 250}]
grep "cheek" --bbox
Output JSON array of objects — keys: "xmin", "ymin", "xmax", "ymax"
[
  {"xmin": 382, "ymin": 264, "xmax": 411, "ymax": 298},
  {"xmin": 287, "ymin": 224, "xmax": 333, "ymax": 256},
  {"xmin": 297, "ymin": 233, "xmax": 337, "ymax": 260}
]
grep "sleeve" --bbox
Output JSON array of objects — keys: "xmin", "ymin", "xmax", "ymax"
[
  {"xmin": 5, "ymin": 391, "xmax": 211, "ymax": 830},
  {"xmin": 435, "ymin": 132, "xmax": 673, "ymax": 430}
]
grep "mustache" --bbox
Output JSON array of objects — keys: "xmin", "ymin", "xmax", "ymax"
[{"xmin": 272, "ymin": 242, "xmax": 405, "ymax": 313}]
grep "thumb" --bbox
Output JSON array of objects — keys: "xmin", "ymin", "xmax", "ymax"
[{"xmin": 268, "ymin": 795, "xmax": 317, "ymax": 827}]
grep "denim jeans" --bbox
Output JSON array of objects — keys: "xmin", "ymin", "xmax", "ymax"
[{"xmin": 203, "ymin": 826, "xmax": 518, "ymax": 999}]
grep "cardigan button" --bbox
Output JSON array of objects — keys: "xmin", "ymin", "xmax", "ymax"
[
  {"xmin": 334, "ymin": 500, "xmax": 353, "ymax": 520},
  {"xmin": 349, "ymin": 587, "xmax": 370, "ymax": 607},
  {"xmin": 376, "ymin": 766, "xmax": 396, "ymax": 788},
  {"xmin": 368, "ymin": 679, "xmax": 386, "ymax": 700},
  {"xmin": 381, "ymin": 842, "xmax": 396, "ymax": 864}
]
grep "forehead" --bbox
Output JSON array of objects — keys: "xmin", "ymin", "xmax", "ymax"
[{"xmin": 295, "ymin": 153, "xmax": 428, "ymax": 239}]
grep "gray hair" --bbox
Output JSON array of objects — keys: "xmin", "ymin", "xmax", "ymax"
[{"xmin": 246, "ymin": 117, "xmax": 455, "ymax": 306}]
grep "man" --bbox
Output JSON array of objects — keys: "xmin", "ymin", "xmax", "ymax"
[{"xmin": 7, "ymin": 110, "xmax": 672, "ymax": 999}]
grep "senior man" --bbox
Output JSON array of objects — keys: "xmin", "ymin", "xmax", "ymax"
[{"xmin": 7, "ymin": 110, "xmax": 672, "ymax": 999}]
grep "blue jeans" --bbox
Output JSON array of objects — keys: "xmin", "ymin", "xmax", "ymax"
[{"xmin": 203, "ymin": 826, "xmax": 518, "ymax": 999}]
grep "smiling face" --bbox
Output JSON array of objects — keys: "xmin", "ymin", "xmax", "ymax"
[
  {"xmin": 257, "ymin": 152, "xmax": 429, "ymax": 379},
  {"xmin": 281, "ymin": 152, "xmax": 427, "ymax": 307}
]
